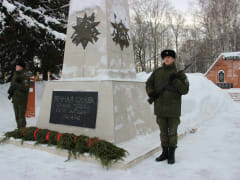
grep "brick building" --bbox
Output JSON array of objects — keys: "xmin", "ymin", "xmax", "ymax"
[{"xmin": 205, "ymin": 52, "xmax": 240, "ymax": 89}]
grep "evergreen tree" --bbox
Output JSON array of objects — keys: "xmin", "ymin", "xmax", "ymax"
[{"xmin": 0, "ymin": 0, "xmax": 69, "ymax": 81}]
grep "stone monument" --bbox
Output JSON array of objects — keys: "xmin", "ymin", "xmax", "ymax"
[{"xmin": 37, "ymin": 0, "xmax": 157, "ymax": 144}]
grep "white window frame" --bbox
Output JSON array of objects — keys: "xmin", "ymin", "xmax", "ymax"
[{"xmin": 218, "ymin": 70, "xmax": 225, "ymax": 82}]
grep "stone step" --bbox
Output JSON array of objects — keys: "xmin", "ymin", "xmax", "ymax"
[{"xmin": 228, "ymin": 93, "xmax": 240, "ymax": 103}]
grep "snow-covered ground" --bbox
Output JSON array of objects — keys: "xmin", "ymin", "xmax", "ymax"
[{"xmin": 0, "ymin": 74, "xmax": 240, "ymax": 180}]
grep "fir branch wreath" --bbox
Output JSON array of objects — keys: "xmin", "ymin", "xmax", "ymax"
[{"xmin": 1, "ymin": 127, "xmax": 128, "ymax": 168}]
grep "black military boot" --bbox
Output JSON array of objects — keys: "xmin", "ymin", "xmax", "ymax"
[
  {"xmin": 155, "ymin": 146, "xmax": 168, "ymax": 162},
  {"xmin": 168, "ymin": 147, "xmax": 176, "ymax": 164}
]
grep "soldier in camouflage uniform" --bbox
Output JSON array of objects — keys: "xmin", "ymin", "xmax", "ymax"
[
  {"xmin": 146, "ymin": 50, "xmax": 189, "ymax": 164},
  {"xmin": 8, "ymin": 61, "xmax": 30, "ymax": 129}
]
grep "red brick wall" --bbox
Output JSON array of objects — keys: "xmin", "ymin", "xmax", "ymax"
[
  {"xmin": 206, "ymin": 56, "xmax": 240, "ymax": 88},
  {"xmin": 233, "ymin": 61, "xmax": 240, "ymax": 88}
]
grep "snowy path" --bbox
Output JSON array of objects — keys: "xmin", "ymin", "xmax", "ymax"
[{"xmin": 0, "ymin": 110, "xmax": 240, "ymax": 180}]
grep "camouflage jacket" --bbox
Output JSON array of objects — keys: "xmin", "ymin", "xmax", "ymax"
[
  {"xmin": 8, "ymin": 70, "xmax": 30, "ymax": 105},
  {"xmin": 146, "ymin": 63, "xmax": 189, "ymax": 117}
]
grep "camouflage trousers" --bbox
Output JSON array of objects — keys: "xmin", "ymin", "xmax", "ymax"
[
  {"xmin": 13, "ymin": 102, "xmax": 27, "ymax": 129},
  {"xmin": 156, "ymin": 116, "xmax": 180, "ymax": 148}
]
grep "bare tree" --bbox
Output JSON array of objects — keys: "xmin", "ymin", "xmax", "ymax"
[
  {"xmin": 130, "ymin": 0, "xmax": 173, "ymax": 71},
  {"xmin": 169, "ymin": 11, "xmax": 185, "ymax": 56},
  {"xmin": 131, "ymin": 0, "xmax": 240, "ymax": 73},
  {"xmin": 145, "ymin": 0, "xmax": 171, "ymax": 70},
  {"xmin": 196, "ymin": 0, "xmax": 240, "ymax": 53},
  {"xmin": 177, "ymin": 0, "xmax": 240, "ymax": 73},
  {"xmin": 168, "ymin": 11, "xmax": 185, "ymax": 69},
  {"xmin": 131, "ymin": 12, "xmax": 149, "ymax": 72}
]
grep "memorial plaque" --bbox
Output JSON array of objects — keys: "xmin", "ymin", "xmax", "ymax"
[{"xmin": 49, "ymin": 91, "xmax": 98, "ymax": 128}]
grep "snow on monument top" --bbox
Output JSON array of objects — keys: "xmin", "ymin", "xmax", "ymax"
[
  {"xmin": 108, "ymin": 0, "xmax": 130, "ymax": 28},
  {"xmin": 69, "ymin": 0, "xmax": 105, "ymax": 16},
  {"xmin": 69, "ymin": 0, "xmax": 130, "ymax": 28}
]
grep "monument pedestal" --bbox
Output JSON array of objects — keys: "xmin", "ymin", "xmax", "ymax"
[{"xmin": 37, "ymin": 79, "xmax": 157, "ymax": 144}]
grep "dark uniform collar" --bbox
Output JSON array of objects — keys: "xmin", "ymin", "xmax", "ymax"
[
  {"xmin": 16, "ymin": 70, "xmax": 24, "ymax": 75},
  {"xmin": 163, "ymin": 62, "xmax": 177, "ymax": 70}
]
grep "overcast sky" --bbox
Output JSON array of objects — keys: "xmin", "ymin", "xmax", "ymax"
[
  {"xmin": 170, "ymin": 0, "xmax": 192, "ymax": 12},
  {"xmin": 169, "ymin": 0, "xmax": 196, "ymax": 25}
]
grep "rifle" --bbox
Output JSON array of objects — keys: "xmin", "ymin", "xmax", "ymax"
[{"xmin": 147, "ymin": 63, "xmax": 192, "ymax": 104}]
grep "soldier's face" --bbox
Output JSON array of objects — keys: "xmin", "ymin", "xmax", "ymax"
[
  {"xmin": 16, "ymin": 65, "xmax": 23, "ymax": 71},
  {"xmin": 164, "ymin": 56, "xmax": 175, "ymax": 66}
]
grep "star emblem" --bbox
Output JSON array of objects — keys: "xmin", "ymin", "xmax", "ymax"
[
  {"xmin": 111, "ymin": 14, "xmax": 130, "ymax": 51},
  {"xmin": 71, "ymin": 13, "xmax": 101, "ymax": 49}
]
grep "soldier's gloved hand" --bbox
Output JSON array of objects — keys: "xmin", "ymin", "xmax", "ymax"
[
  {"xmin": 8, "ymin": 86, "xmax": 14, "ymax": 94},
  {"xmin": 169, "ymin": 73, "xmax": 178, "ymax": 83},
  {"xmin": 169, "ymin": 73, "xmax": 177, "ymax": 81},
  {"xmin": 7, "ymin": 88, "xmax": 12, "ymax": 94},
  {"xmin": 148, "ymin": 90, "xmax": 157, "ymax": 97}
]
